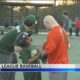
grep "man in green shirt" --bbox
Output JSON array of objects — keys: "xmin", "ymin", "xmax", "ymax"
[
  {"xmin": 0, "ymin": 15, "xmax": 36, "ymax": 80},
  {"xmin": 14, "ymin": 32, "xmax": 42, "ymax": 80}
]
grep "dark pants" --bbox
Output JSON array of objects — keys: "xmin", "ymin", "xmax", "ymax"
[
  {"xmin": 10, "ymin": 53, "xmax": 18, "ymax": 80},
  {"xmin": 69, "ymin": 28, "xmax": 72, "ymax": 36},
  {"xmin": 23, "ymin": 72, "xmax": 42, "ymax": 80},
  {"xmin": 0, "ymin": 53, "xmax": 13, "ymax": 80},
  {"xmin": 0, "ymin": 53, "xmax": 17, "ymax": 80},
  {"xmin": 64, "ymin": 26, "xmax": 68, "ymax": 32},
  {"xmin": 75, "ymin": 28, "xmax": 79, "ymax": 37}
]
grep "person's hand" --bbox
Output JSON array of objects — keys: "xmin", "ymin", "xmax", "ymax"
[
  {"xmin": 14, "ymin": 46, "xmax": 22, "ymax": 53},
  {"xmin": 39, "ymin": 50, "xmax": 48, "ymax": 63}
]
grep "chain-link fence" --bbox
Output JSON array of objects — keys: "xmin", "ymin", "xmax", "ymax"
[{"xmin": 0, "ymin": 2, "xmax": 80, "ymax": 32}]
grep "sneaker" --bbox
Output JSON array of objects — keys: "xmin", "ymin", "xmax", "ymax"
[{"xmin": 68, "ymin": 44, "xmax": 71, "ymax": 48}]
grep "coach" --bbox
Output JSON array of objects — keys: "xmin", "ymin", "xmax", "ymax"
[{"xmin": 0, "ymin": 15, "xmax": 36, "ymax": 80}]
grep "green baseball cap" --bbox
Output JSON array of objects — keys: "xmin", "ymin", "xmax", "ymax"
[{"xmin": 24, "ymin": 15, "xmax": 36, "ymax": 27}]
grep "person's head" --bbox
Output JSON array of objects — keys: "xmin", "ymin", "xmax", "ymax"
[
  {"xmin": 43, "ymin": 15, "xmax": 59, "ymax": 30},
  {"xmin": 16, "ymin": 32, "xmax": 32, "ymax": 48},
  {"xmin": 14, "ymin": 32, "xmax": 32, "ymax": 53},
  {"xmin": 62, "ymin": 10, "xmax": 68, "ymax": 16},
  {"xmin": 24, "ymin": 15, "xmax": 36, "ymax": 31}
]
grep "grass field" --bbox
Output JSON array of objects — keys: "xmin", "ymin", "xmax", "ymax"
[{"xmin": 0, "ymin": 33, "xmax": 80, "ymax": 80}]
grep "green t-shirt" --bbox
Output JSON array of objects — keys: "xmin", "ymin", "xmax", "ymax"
[
  {"xmin": 16, "ymin": 44, "xmax": 41, "ymax": 80},
  {"xmin": 0, "ymin": 25, "xmax": 25, "ymax": 54},
  {"xmin": 20, "ymin": 45, "xmax": 40, "ymax": 64}
]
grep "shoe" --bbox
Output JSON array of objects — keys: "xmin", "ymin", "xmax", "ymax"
[{"xmin": 68, "ymin": 44, "xmax": 71, "ymax": 48}]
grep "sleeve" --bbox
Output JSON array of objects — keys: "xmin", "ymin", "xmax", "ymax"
[
  {"xmin": 20, "ymin": 48, "xmax": 31, "ymax": 63},
  {"xmin": 44, "ymin": 32, "xmax": 56, "ymax": 55},
  {"xmin": 14, "ymin": 34, "xmax": 25, "ymax": 47},
  {"xmin": 14, "ymin": 33, "xmax": 23, "ymax": 45},
  {"xmin": 14, "ymin": 36, "xmax": 21, "ymax": 46}
]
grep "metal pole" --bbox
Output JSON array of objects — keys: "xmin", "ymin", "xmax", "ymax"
[
  {"xmin": 35, "ymin": 6, "xmax": 38, "ymax": 33},
  {"xmin": 10, "ymin": 6, "xmax": 13, "ymax": 26}
]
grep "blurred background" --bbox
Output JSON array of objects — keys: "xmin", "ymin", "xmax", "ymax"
[{"xmin": 0, "ymin": 0, "xmax": 80, "ymax": 33}]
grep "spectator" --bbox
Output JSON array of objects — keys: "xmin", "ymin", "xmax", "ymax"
[
  {"xmin": 62, "ymin": 10, "xmax": 71, "ymax": 48},
  {"xmin": 68, "ymin": 18, "xmax": 73, "ymax": 36},
  {"xmin": 74, "ymin": 17, "xmax": 80, "ymax": 37},
  {"xmin": 14, "ymin": 32, "xmax": 42, "ymax": 80},
  {"xmin": 62, "ymin": 10, "xmax": 70, "ymax": 31}
]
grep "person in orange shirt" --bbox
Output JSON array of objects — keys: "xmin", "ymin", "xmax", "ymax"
[{"xmin": 41, "ymin": 15, "xmax": 69, "ymax": 80}]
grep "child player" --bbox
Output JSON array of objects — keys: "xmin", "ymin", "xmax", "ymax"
[{"xmin": 14, "ymin": 32, "xmax": 42, "ymax": 80}]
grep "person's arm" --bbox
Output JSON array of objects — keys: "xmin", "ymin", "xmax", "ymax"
[
  {"xmin": 27, "ymin": 53, "xmax": 40, "ymax": 64},
  {"xmin": 14, "ymin": 46, "xmax": 22, "ymax": 53},
  {"xmin": 40, "ymin": 50, "xmax": 48, "ymax": 63},
  {"xmin": 40, "ymin": 32, "xmax": 56, "ymax": 63},
  {"xmin": 44, "ymin": 32, "xmax": 56, "ymax": 55},
  {"xmin": 14, "ymin": 32, "xmax": 31, "ymax": 53}
]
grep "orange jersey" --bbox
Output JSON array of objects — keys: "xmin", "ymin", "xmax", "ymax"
[{"xmin": 44, "ymin": 26, "xmax": 69, "ymax": 64}]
